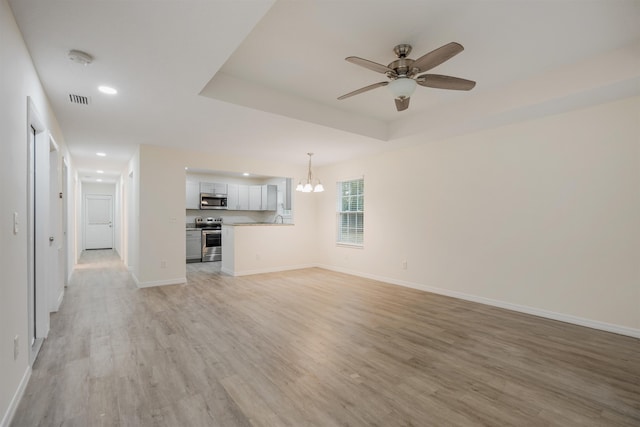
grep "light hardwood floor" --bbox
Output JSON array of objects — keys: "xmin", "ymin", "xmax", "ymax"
[{"xmin": 11, "ymin": 250, "xmax": 640, "ymax": 426}]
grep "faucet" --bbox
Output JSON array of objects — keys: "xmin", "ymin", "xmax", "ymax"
[{"xmin": 274, "ymin": 215, "xmax": 284, "ymax": 224}]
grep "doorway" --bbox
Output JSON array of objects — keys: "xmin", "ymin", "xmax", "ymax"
[
  {"xmin": 27, "ymin": 98, "xmax": 50, "ymax": 365},
  {"xmin": 84, "ymin": 194, "xmax": 114, "ymax": 250},
  {"xmin": 48, "ymin": 136, "xmax": 64, "ymax": 312},
  {"xmin": 62, "ymin": 159, "xmax": 70, "ymax": 286}
]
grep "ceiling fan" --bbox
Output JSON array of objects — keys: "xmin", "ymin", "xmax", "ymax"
[{"xmin": 338, "ymin": 42, "xmax": 476, "ymax": 112}]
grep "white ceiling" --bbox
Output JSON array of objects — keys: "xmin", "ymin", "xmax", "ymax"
[{"xmin": 9, "ymin": 0, "xmax": 640, "ymax": 183}]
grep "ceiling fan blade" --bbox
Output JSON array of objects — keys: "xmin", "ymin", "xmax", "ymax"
[
  {"xmin": 417, "ymin": 74, "xmax": 476, "ymax": 91},
  {"xmin": 345, "ymin": 56, "xmax": 393, "ymax": 74},
  {"xmin": 395, "ymin": 97, "xmax": 410, "ymax": 111},
  {"xmin": 338, "ymin": 81, "xmax": 388, "ymax": 100},
  {"xmin": 412, "ymin": 42, "xmax": 464, "ymax": 73}
]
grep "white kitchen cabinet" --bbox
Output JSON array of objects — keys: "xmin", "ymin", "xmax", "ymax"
[
  {"xmin": 227, "ymin": 184, "xmax": 238, "ymax": 210},
  {"xmin": 227, "ymin": 184, "xmax": 250, "ymax": 210},
  {"xmin": 186, "ymin": 230, "xmax": 201, "ymax": 262},
  {"xmin": 186, "ymin": 181, "xmax": 200, "ymax": 209},
  {"xmin": 238, "ymin": 185, "xmax": 250, "ymax": 210},
  {"xmin": 248, "ymin": 185, "xmax": 263, "ymax": 211},
  {"xmin": 262, "ymin": 184, "xmax": 277, "ymax": 211},
  {"xmin": 248, "ymin": 184, "xmax": 277, "ymax": 211},
  {"xmin": 200, "ymin": 182, "xmax": 227, "ymax": 195}
]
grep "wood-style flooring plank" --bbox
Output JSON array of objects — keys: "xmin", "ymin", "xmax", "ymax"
[{"xmin": 10, "ymin": 250, "xmax": 640, "ymax": 426}]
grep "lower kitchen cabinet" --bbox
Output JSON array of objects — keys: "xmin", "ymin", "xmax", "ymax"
[{"xmin": 186, "ymin": 230, "xmax": 201, "ymax": 262}]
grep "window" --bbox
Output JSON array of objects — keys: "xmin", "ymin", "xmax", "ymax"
[{"xmin": 336, "ymin": 178, "xmax": 364, "ymax": 246}]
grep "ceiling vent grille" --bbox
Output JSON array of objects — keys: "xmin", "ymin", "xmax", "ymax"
[{"xmin": 69, "ymin": 94, "xmax": 90, "ymax": 105}]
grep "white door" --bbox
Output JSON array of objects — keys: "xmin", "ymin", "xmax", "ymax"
[
  {"xmin": 85, "ymin": 194, "xmax": 113, "ymax": 249},
  {"xmin": 27, "ymin": 98, "xmax": 51, "ymax": 365},
  {"xmin": 48, "ymin": 139, "xmax": 63, "ymax": 312}
]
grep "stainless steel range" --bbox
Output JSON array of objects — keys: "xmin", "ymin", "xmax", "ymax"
[{"xmin": 195, "ymin": 217, "xmax": 222, "ymax": 262}]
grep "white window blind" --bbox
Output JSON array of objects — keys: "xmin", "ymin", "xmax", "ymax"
[{"xmin": 336, "ymin": 178, "xmax": 364, "ymax": 246}]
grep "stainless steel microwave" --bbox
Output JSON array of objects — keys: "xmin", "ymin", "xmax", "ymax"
[{"xmin": 200, "ymin": 193, "xmax": 227, "ymax": 210}]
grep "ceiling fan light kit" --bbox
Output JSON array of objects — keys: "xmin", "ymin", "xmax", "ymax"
[
  {"xmin": 296, "ymin": 153, "xmax": 324, "ymax": 193},
  {"xmin": 387, "ymin": 77, "xmax": 416, "ymax": 99},
  {"xmin": 338, "ymin": 42, "xmax": 476, "ymax": 111}
]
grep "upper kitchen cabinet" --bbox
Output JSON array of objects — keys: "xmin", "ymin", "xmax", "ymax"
[
  {"xmin": 200, "ymin": 182, "xmax": 227, "ymax": 195},
  {"xmin": 186, "ymin": 180, "xmax": 200, "ymax": 210},
  {"xmin": 248, "ymin": 185, "xmax": 263, "ymax": 211},
  {"xmin": 248, "ymin": 184, "xmax": 277, "ymax": 211},
  {"xmin": 262, "ymin": 185, "xmax": 277, "ymax": 211},
  {"xmin": 227, "ymin": 184, "xmax": 249, "ymax": 210},
  {"xmin": 186, "ymin": 171, "xmax": 288, "ymax": 213}
]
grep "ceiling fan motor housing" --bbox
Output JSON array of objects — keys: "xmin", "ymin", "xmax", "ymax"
[
  {"xmin": 393, "ymin": 44, "xmax": 412, "ymax": 58},
  {"xmin": 388, "ymin": 44, "xmax": 421, "ymax": 78},
  {"xmin": 387, "ymin": 58, "xmax": 419, "ymax": 78}
]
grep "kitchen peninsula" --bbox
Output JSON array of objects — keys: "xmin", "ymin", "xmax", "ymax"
[{"xmin": 222, "ymin": 222, "xmax": 308, "ymax": 276}]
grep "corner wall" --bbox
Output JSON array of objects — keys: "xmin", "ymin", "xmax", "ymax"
[
  {"xmin": 315, "ymin": 96, "xmax": 640, "ymax": 336},
  {"xmin": 0, "ymin": 0, "xmax": 73, "ymax": 424}
]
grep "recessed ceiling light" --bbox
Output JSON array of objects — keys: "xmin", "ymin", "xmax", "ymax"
[
  {"xmin": 98, "ymin": 86, "xmax": 117, "ymax": 95},
  {"xmin": 97, "ymin": 170, "xmax": 104, "ymax": 174},
  {"xmin": 96, "ymin": 179, "xmax": 102, "ymax": 182},
  {"xmin": 243, "ymin": 172, "xmax": 250, "ymax": 176},
  {"xmin": 96, "ymin": 152, "xmax": 106, "ymax": 157}
]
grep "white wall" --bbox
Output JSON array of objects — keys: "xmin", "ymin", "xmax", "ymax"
[
  {"xmin": 130, "ymin": 144, "xmax": 316, "ymax": 287},
  {"xmin": 0, "ymin": 0, "xmax": 74, "ymax": 424},
  {"xmin": 316, "ymin": 96, "xmax": 640, "ymax": 336}
]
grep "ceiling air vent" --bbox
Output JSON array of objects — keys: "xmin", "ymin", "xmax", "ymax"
[{"xmin": 69, "ymin": 94, "xmax": 90, "ymax": 105}]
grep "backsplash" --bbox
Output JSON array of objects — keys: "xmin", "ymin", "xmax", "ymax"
[{"xmin": 186, "ymin": 210, "xmax": 285, "ymax": 225}]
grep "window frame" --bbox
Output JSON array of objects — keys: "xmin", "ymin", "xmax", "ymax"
[{"xmin": 336, "ymin": 177, "xmax": 364, "ymax": 247}]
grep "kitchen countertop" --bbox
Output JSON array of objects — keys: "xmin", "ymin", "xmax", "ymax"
[
  {"xmin": 186, "ymin": 227, "xmax": 199, "ymax": 231},
  {"xmin": 223, "ymin": 223, "xmax": 293, "ymax": 226}
]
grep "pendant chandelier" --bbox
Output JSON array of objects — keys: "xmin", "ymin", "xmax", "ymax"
[{"xmin": 296, "ymin": 153, "xmax": 324, "ymax": 193}]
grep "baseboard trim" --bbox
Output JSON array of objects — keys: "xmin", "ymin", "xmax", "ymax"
[
  {"xmin": 223, "ymin": 263, "xmax": 314, "ymax": 277},
  {"xmin": 318, "ymin": 264, "xmax": 640, "ymax": 339},
  {"xmin": 52, "ymin": 287, "xmax": 64, "ymax": 312},
  {"xmin": 1, "ymin": 366, "xmax": 31, "ymax": 427},
  {"xmin": 135, "ymin": 277, "xmax": 187, "ymax": 288}
]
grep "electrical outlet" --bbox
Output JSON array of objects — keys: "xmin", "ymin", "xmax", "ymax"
[
  {"xmin": 255, "ymin": 254, "xmax": 261, "ymax": 261},
  {"xmin": 160, "ymin": 260, "xmax": 167, "ymax": 268},
  {"xmin": 402, "ymin": 260, "xmax": 408, "ymax": 270},
  {"xmin": 14, "ymin": 335, "xmax": 19, "ymax": 360},
  {"xmin": 13, "ymin": 212, "xmax": 19, "ymax": 234}
]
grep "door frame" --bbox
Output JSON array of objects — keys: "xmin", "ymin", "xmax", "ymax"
[
  {"xmin": 62, "ymin": 157, "xmax": 70, "ymax": 285},
  {"xmin": 26, "ymin": 97, "xmax": 49, "ymax": 365},
  {"xmin": 48, "ymin": 135, "xmax": 64, "ymax": 312},
  {"xmin": 83, "ymin": 193, "xmax": 114, "ymax": 250}
]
